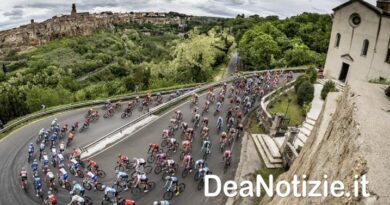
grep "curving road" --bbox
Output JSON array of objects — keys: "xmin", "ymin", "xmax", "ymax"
[{"xmin": 0, "ymin": 53, "xmax": 242, "ymax": 205}]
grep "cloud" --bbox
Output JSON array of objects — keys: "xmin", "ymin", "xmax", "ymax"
[
  {"xmin": 3, "ymin": 9, "xmax": 23, "ymax": 17},
  {"xmin": 0, "ymin": 0, "xmax": 379, "ymax": 31}
]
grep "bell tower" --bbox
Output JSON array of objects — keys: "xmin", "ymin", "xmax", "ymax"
[
  {"xmin": 377, "ymin": 0, "xmax": 390, "ymax": 12},
  {"xmin": 71, "ymin": 3, "xmax": 77, "ymax": 17}
]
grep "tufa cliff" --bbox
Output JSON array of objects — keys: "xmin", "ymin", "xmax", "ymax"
[
  {"xmin": 0, "ymin": 4, "xmax": 192, "ymax": 55},
  {"xmin": 261, "ymin": 80, "xmax": 390, "ymax": 204}
]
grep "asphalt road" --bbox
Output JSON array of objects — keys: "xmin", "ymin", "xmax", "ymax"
[
  {"xmin": 0, "ymin": 93, "xmax": 187, "ymax": 205},
  {"xmin": 0, "ymin": 53, "xmax": 242, "ymax": 205}
]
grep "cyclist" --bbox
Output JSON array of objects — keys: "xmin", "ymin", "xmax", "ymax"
[
  {"xmin": 42, "ymin": 152, "xmax": 49, "ymax": 166},
  {"xmin": 170, "ymin": 118, "xmax": 178, "ymax": 130},
  {"xmin": 194, "ymin": 159, "xmax": 206, "ymax": 169},
  {"xmin": 28, "ymin": 143, "xmax": 34, "ymax": 155},
  {"xmin": 186, "ymin": 128, "xmax": 194, "ymax": 141},
  {"xmin": 103, "ymin": 186, "xmax": 118, "ymax": 201},
  {"xmin": 115, "ymin": 170, "xmax": 129, "ymax": 191},
  {"xmin": 168, "ymin": 137, "xmax": 177, "ymax": 152},
  {"xmin": 87, "ymin": 159, "xmax": 99, "ymax": 171},
  {"xmin": 193, "ymin": 113, "xmax": 200, "ymax": 125},
  {"xmin": 20, "ymin": 167, "xmax": 28, "ymax": 185},
  {"xmin": 164, "ymin": 176, "xmax": 179, "ymax": 195},
  {"xmin": 59, "ymin": 142, "xmax": 65, "ymax": 153},
  {"xmin": 68, "ymin": 194, "xmax": 85, "ymax": 205},
  {"xmin": 175, "ymin": 110, "xmax": 182, "ymax": 121},
  {"xmin": 220, "ymin": 132, "xmax": 227, "ymax": 143},
  {"xmin": 203, "ymin": 100, "xmax": 210, "ymax": 112},
  {"xmin": 133, "ymin": 171, "xmax": 148, "ymax": 192},
  {"xmin": 181, "ymin": 122, "xmax": 188, "ymax": 135},
  {"xmin": 57, "ymin": 153, "xmax": 65, "ymax": 169},
  {"xmin": 33, "ymin": 174, "xmax": 42, "ymax": 197},
  {"xmin": 70, "ymin": 181, "xmax": 85, "ymax": 196},
  {"xmin": 182, "ymin": 154, "xmax": 193, "ymax": 172},
  {"xmin": 134, "ymin": 158, "xmax": 146, "ymax": 171},
  {"xmin": 117, "ymin": 154, "xmax": 129, "ymax": 167},
  {"xmin": 165, "ymin": 159, "xmax": 176, "ymax": 171},
  {"xmin": 70, "ymin": 158, "xmax": 81, "ymax": 176},
  {"xmin": 201, "ymin": 139, "xmax": 211, "ymax": 154},
  {"xmin": 86, "ymin": 171, "xmax": 98, "ymax": 190},
  {"xmin": 217, "ymin": 116, "xmax": 223, "ymax": 130},
  {"xmin": 156, "ymin": 152, "xmax": 167, "ymax": 165},
  {"xmin": 201, "ymin": 126, "xmax": 209, "ymax": 139},
  {"xmin": 202, "ymin": 117, "xmax": 209, "ymax": 127},
  {"xmin": 154, "ymin": 201, "xmax": 170, "ymax": 205},
  {"xmin": 215, "ymin": 101, "xmax": 222, "ymax": 112},
  {"xmin": 182, "ymin": 140, "xmax": 191, "ymax": 153},
  {"xmin": 148, "ymin": 143, "xmax": 160, "ymax": 154},
  {"xmin": 58, "ymin": 167, "xmax": 69, "ymax": 188},
  {"xmin": 51, "ymin": 118, "xmax": 58, "ymax": 128},
  {"xmin": 46, "ymin": 169, "xmax": 55, "ymax": 190},
  {"xmin": 122, "ymin": 199, "xmax": 136, "ymax": 205},
  {"xmin": 45, "ymin": 191, "xmax": 57, "ymax": 205},
  {"xmin": 199, "ymin": 166, "xmax": 212, "ymax": 177},
  {"xmin": 31, "ymin": 159, "xmax": 39, "ymax": 173},
  {"xmin": 193, "ymin": 106, "xmax": 199, "ymax": 115},
  {"xmin": 223, "ymin": 150, "xmax": 232, "ymax": 165},
  {"xmin": 71, "ymin": 122, "xmax": 79, "ymax": 133},
  {"xmin": 39, "ymin": 141, "xmax": 45, "ymax": 159},
  {"xmin": 38, "ymin": 128, "xmax": 45, "ymax": 138}
]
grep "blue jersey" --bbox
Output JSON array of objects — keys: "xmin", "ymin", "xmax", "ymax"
[
  {"xmin": 104, "ymin": 187, "xmax": 116, "ymax": 196},
  {"xmin": 160, "ymin": 201, "xmax": 170, "ymax": 205},
  {"xmin": 58, "ymin": 154, "xmax": 65, "ymax": 164},
  {"xmin": 31, "ymin": 162, "xmax": 38, "ymax": 171},
  {"xmin": 51, "ymin": 134, "xmax": 57, "ymax": 141},
  {"xmin": 73, "ymin": 183, "xmax": 84, "ymax": 192},
  {"xmin": 34, "ymin": 177, "xmax": 42, "ymax": 189},
  {"xmin": 117, "ymin": 171, "xmax": 128, "ymax": 179},
  {"xmin": 28, "ymin": 145, "xmax": 34, "ymax": 153},
  {"xmin": 39, "ymin": 143, "xmax": 45, "ymax": 151}
]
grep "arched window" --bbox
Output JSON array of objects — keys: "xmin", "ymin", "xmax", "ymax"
[
  {"xmin": 335, "ymin": 33, "xmax": 341, "ymax": 48},
  {"xmin": 361, "ymin": 39, "xmax": 369, "ymax": 56}
]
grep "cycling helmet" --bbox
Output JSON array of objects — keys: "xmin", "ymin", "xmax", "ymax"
[
  {"xmin": 21, "ymin": 167, "xmax": 25, "ymax": 171},
  {"xmin": 118, "ymin": 154, "xmax": 121, "ymax": 158},
  {"xmin": 165, "ymin": 176, "xmax": 171, "ymax": 181},
  {"xmin": 29, "ymin": 143, "xmax": 33, "ymax": 146},
  {"xmin": 34, "ymin": 159, "xmax": 37, "ymax": 162},
  {"xmin": 72, "ymin": 181, "xmax": 77, "ymax": 185},
  {"xmin": 153, "ymin": 202, "xmax": 160, "ymax": 205},
  {"xmin": 102, "ymin": 185, "xmax": 107, "ymax": 189},
  {"xmin": 47, "ymin": 169, "xmax": 50, "ymax": 172},
  {"xmin": 52, "ymin": 145, "xmax": 56, "ymax": 148},
  {"xmin": 115, "ymin": 170, "xmax": 119, "ymax": 174},
  {"xmin": 47, "ymin": 191, "xmax": 52, "ymax": 195}
]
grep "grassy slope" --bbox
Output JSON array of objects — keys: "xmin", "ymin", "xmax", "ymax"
[{"xmin": 269, "ymin": 90, "xmax": 304, "ymax": 127}]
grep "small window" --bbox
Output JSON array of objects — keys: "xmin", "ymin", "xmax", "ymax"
[
  {"xmin": 361, "ymin": 39, "xmax": 369, "ymax": 56},
  {"xmin": 335, "ymin": 33, "xmax": 341, "ymax": 48},
  {"xmin": 386, "ymin": 39, "xmax": 390, "ymax": 64}
]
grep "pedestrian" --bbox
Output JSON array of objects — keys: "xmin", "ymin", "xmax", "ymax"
[{"xmin": 41, "ymin": 104, "xmax": 46, "ymax": 110}]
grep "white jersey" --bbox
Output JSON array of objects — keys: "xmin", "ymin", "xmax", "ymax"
[
  {"xmin": 59, "ymin": 143, "xmax": 65, "ymax": 150},
  {"xmin": 51, "ymin": 148, "xmax": 57, "ymax": 156},
  {"xmin": 59, "ymin": 168, "xmax": 67, "ymax": 175},
  {"xmin": 71, "ymin": 195, "xmax": 85, "ymax": 203},
  {"xmin": 47, "ymin": 171, "xmax": 54, "ymax": 179}
]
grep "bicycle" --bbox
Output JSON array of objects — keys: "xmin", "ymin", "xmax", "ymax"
[
  {"xmin": 113, "ymin": 178, "xmax": 131, "ymax": 193},
  {"xmin": 130, "ymin": 181, "xmax": 156, "ymax": 196},
  {"xmin": 223, "ymin": 157, "xmax": 231, "ymax": 174},
  {"xmin": 82, "ymin": 178, "xmax": 104, "ymax": 191},
  {"xmin": 57, "ymin": 179, "xmax": 71, "ymax": 191},
  {"xmin": 87, "ymin": 167, "xmax": 106, "ymax": 178},
  {"xmin": 202, "ymin": 147, "xmax": 211, "ymax": 160},
  {"xmin": 103, "ymin": 110, "xmax": 114, "ymax": 118},
  {"xmin": 121, "ymin": 110, "xmax": 132, "ymax": 119},
  {"xmin": 181, "ymin": 163, "xmax": 193, "ymax": 178},
  {"xmin": 163, "ymin": 182, "xmax": 185, "ymax": 200},
  {"xmin": 78, "ymin": 123, "xmax": 89, "ymax": 133},
  {"xmin": 68, "ymin": 166, "xmax": 84, "ymax": 178},
  {"xmin": 47, "ymin": 180, "xmax": 58, "ymax": 193}
]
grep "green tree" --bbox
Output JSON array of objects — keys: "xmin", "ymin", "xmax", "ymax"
[{"xmin": 297, "ymin": 81, "xmax": 314, "ymax": 106}]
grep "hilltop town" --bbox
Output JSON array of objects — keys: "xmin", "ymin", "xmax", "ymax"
[{"xmin": 0, "ymin": 4, "xmax": 196, "ymax": 55}]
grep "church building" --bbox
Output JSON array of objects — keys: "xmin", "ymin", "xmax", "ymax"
[{"xmin": 324, "ymin": 0, "xmax": 390, "ymax": 82}]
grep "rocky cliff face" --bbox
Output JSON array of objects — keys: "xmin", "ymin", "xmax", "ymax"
[{"xmin": 261, "ymin": 86, "xmax": 378, "ymax": 205}]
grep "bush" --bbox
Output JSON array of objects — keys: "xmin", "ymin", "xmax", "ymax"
[
  {"xmin": 386, "ymin": 86, "xmax": 390, "ymax": 97},
  {"xmin": 321, "ymin": 81, "xmax": 337, "ymax": 100},
  {"xmin": 297, "ymin": 81, "xmax": 314, "ymax": 106},
  {"xmin": 294, "ymin": 74, "xmax": 311, "ymax": 92},
  {"xmin": 306, "ymin": 66, "xmax": 317, "ymax": 83}
]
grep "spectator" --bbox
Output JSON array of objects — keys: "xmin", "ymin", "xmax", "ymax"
[{"xmin": 41, "ymin": 104, "xmax": 46, "ymax": 110}]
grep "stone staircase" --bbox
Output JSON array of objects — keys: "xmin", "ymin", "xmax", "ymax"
[
  {"xmin": 251, "ymin": 134, "xmax": 283, "ymax": 168},
  {"xmin": 317, "ymin": 78, "xmax": 345, "ymax": 92}
]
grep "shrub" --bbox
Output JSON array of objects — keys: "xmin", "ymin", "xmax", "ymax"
[
  {"xmin": 297, "ymin": 81, "xmax": 314, "ymax": 106},
  {"xmin": 386, "ymin": 86, "xmax": 390, "ymax": 97},
  {"xmin": 306, "ymin": 66, "xmax": 317, "ymax": 83},
  {"xmin": 294, "ymin": 74, "xmax": 311, "ymax": 92},
  {"xmin": 321, "ymin": 81, "xmax": 337, "ymax": 100}
]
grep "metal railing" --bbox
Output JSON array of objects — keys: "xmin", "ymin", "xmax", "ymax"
[
  {"xmin": 79, "ymin": 67, "xmax": 307, "ymax": 158},
  {"xmin": 0, "ymin": 85, "xmax": 200, "ymax": 135}
]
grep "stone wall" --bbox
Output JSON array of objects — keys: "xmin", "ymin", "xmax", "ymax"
[{"xmin": 0, "ymin": 11, "xmax": 190, "ymax": 55}]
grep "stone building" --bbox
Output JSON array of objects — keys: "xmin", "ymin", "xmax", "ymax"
[
  {"xmin": 0, "ymin": 4, "xmax": 191, "ymax": 55},
  {"xmin": 324, "ymin": 0, "xmax": 390, "ymax": 82}
]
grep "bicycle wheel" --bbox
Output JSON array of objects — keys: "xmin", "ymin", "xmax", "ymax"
[
  {"xmin": 96, "ymin": 182, "xmax": 104, "ymax": 191},
  {"xmin": 147, "ymin": 155, "xmax": 155, "ymax": 163},
  {"xmin": 97, "ymin": 170, "xmax": 106, "ymax": 178},
  {"xmin": 147, "ymin": 181, "xmax": 156, "ymax": 191},
  {"xmin": 182, "ymin": 169, "xmax": 189, "ymax": 178},
  {"xmin": 166, "ymin": 149, "xmax": 174, "ymax": 157},
  {"xmin": 83, "ymin": 181, "xmax": 92, "ymax": 190},
  {"xmin": 113, "ymin": 184, "xmax": 123, "ymax": 193},
  {"xmin": 178, "ymin": 183, "xmax": 186, "ymax": 193},
  {"xmin": 163, "ymin": 191, "xmax": 173, "ymax": 200},
  {"xmin": 161, "ymin": 139, "xmax": 167, "ymax": 147},
  {"xmin": 65, "ymin": 182, "xmax": 72, "ymax": 191},
  {"xmin": 194, "ymin": 171, "xmax": 200, "ymax": 181},
  {"xmin": 131, "ymin": 186, "xmax": 142, "ymax": 196},
  {"xmin": 77, "ymin": 170, "xmax": 84, "ymax": 178},
  {"xmin": 84, "ymin": 196, "xmax": 93, "ymax": 205},
  {"xmin": 144, "ymin": 165, "xmax": 153, "ymax": 174},
  {"xmin": 154, "ymin": 165, "xmax": 162, "ymax": 174},
  {"xmin": 197, "ymin": 180, "xmax": 204, "ymax": 191},
  {"xmin": 114, "ymin": 165, "xmax": 125, "ymax": 172}
]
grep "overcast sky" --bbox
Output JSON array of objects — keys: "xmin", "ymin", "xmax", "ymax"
[{"xmin": 0, "ymin": 0, "xmax": 377, "ymax": 31}]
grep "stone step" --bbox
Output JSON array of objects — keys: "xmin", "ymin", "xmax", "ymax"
[
  {"xmin": 251, "ymin": 134, "xmax": 283, "ymax": 168},
  {"xmin": 299, "ymin": 127, "xmax": 311, "ymax": 137},
  {"xmin": 273, "ymin": 137, "xmax": 285, "ymax": 150},
  {"xmin": 262, "ymin": 135, "xmax": 282, "ymax": 159},
  {"xmin": 302, "ymin": 122, "xmax": 314, "ymax": 131},
  {"xmin": 297, "ymin": 132, "xmax": 308, "ymax": 144},
  {"xmin": 305, "ymin": 118, "xmax": 316, "ymax": 126},
  {"xmin": 257, "ymin": 135, "xmax": 283, "ymax": 164},
  {"xmin": 293, "ymin": 137, "xmax": 305, "ymax": 150}
]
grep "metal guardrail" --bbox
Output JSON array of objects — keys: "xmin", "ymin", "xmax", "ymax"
[
  {"xmin": 79, "ymin": 67, "xmax": 308, "ymax": 157},
  {"xmin": 0, "ymin": 85, "xmax": 200, "ymax": 135}
]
